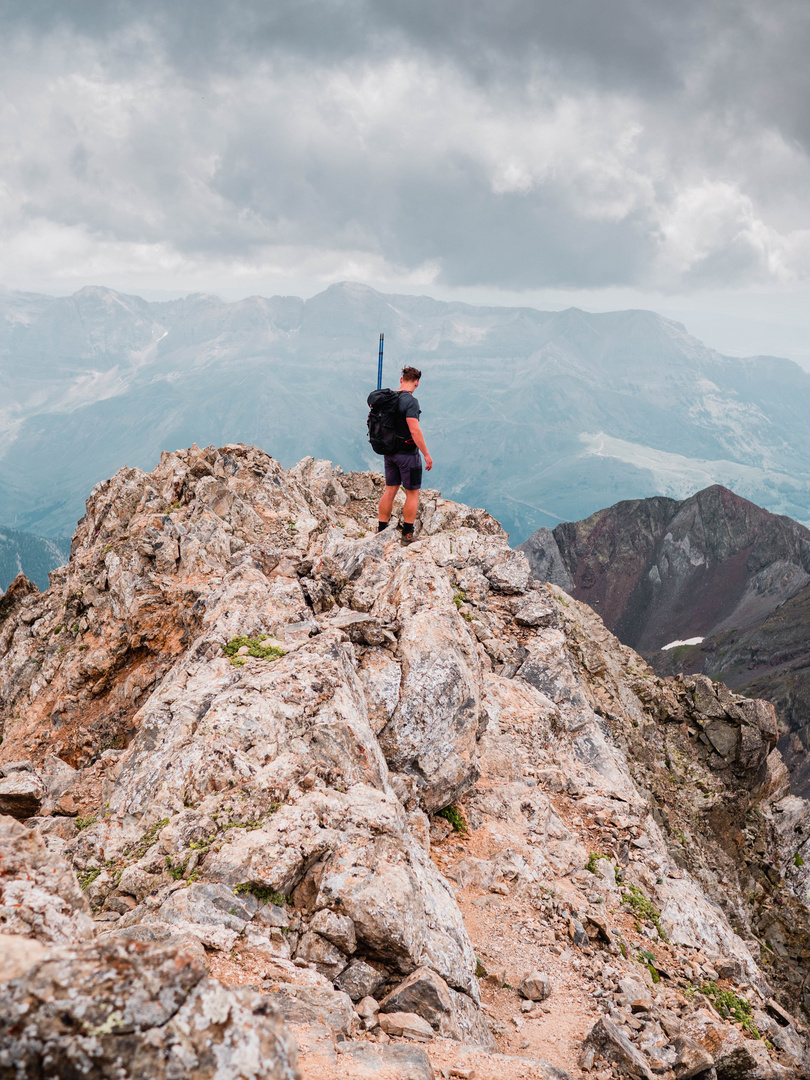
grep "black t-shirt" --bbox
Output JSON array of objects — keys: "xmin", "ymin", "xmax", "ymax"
[{"xmin": 397, "ymin": 391, "xmax": 421, "ymax": 446}]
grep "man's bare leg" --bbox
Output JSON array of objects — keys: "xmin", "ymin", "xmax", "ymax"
[
  {"xmin": 378, "ymin": 485, "xmax": 399, "ymax": 526},
  {"xmin": 402, "ymin": 488, "xmax": 419, "ymax": 525},
  {"xmin": 399, "ymin": 488, "xmax": 420, "ymax": 546}
]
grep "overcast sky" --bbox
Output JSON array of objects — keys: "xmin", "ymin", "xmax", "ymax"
[{"xmin": 3, "ymin": 1, "xmax": 810, "ymax": 361}]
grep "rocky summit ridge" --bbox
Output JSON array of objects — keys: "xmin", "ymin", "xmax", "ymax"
[{"xmin": 1, "ymin": 445, "xmax": 810, "ymax": 1079}]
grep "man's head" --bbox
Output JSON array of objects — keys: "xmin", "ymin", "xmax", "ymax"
[{"xmin": 400, "ymin": 365, "xmax": 422, "ymax": 390}]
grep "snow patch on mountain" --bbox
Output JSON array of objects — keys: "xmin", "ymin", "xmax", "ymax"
[{"xmin": 662, "ymin": 636, "xmax": 704, "ymax": 650}]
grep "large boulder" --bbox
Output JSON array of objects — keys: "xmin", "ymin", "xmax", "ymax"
[
  {"xmin": 379, "ymin": 966, "xmax": 494, "ymax": 1047},
  {"xmin": 581, "ymin": 1017, "xmax": 655, "ymax": 1080},
  {"xmin": 682, "ymin": 1012, "xmax": 792, "ymax": 1079},
  {"xmin": 324, "ymin": 533, "xmax": 484, "ymax": 811},
  {"xmin": 0, "ymin": 772, "xmax": 45, "ymax": 819},
  {"xmin": 0, "ymin": 937, "xmax": 299, "ymax": 1080}
]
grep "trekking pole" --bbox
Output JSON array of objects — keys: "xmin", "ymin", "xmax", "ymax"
[{"xmin": 377, "ymin": 333, "xmax": 384, "ymax": 390}]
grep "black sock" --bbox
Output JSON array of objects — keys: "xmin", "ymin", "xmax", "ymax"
[
  {"xmin": 402, "ymin": 522, "xmax": 414, "ymax": 536},
  {"xmin": 378, "ymin": 521, "xmax": 389, "ymax": 532}
]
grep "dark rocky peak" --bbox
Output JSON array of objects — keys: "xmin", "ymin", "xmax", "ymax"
[
  {"xmin": 520, "ymin": 485, "xmax": 810, "ymax": 801},
  {"xmin": 528, "ymin": 485, "xmax": 810, "ymax": 654}
]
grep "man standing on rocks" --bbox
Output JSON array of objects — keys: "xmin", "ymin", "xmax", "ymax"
[{"xmin": 377, "ymin": 365, "xmax": 433, "ymax": 546}]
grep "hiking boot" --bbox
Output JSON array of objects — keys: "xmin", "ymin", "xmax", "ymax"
[{"xmin": 400, "ymin": 533, "xmax": 415, "ymax": 547}]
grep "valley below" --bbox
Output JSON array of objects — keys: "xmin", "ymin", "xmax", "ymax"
[{"xmin": 4, "ymin": 281, "xmax": 810, "ymax": 544}]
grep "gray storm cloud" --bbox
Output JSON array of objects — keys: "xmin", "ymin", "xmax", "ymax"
[{"xmin": 2, "ymin": 0, "xmax": 809, "ymax": 291}]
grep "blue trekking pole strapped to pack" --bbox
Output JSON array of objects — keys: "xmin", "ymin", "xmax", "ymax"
[{"xmin": 367, "ymin": 332, "xmax": 401, "ymax": 455}]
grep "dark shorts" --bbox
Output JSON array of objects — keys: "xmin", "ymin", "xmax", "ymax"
[{"xmin": 384, "ymin": 451, "xmax": 422, "ymax": 490}]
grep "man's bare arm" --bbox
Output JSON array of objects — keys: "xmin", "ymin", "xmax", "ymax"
[{"xmin": 406, "ymin": 418, "xmax": 433, "ymax": 470}]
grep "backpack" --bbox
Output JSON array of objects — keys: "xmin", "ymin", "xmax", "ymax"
[{"xmin": 367, "ymin": 388, "xmax": 403, "ymax": 455}]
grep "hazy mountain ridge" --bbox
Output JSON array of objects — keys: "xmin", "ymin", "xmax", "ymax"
[
  {"xmin": 4, "ymin": 282, "xmax": 810, "ymax": 540},
  {"xmin": 0, "ymin": 527, "xmax": 69, "ymax": 593}
]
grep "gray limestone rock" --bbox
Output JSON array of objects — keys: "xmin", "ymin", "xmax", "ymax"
[
  {"xmin": 266, "ymin": 983, "xmax": 354, "ymax": 1036},
  {"xmin": 309, "ymin": 908, "xmax": 357, "ymax": 954},
  {"xmin": 0, "ymin": 815, "xmax": 94, "ymax": 944},
  {"xmin": 485, "ymin": 550, "xmax": 531, "ymax": 594},
  {"xmin": 38, "ymin": 754, "xmax": 79, "ymax": 801},
  {"xmin": 618, "ymin": 975, "xmax": 652, "ymax": 1004},
  {"xmin": 334, "ymin": 958, "xmax": 389, "ymax": 1002},
  {"xmin": 671, "ymin": 1034, "xmax": 715, "ymax": 1080},
  {"xmin": 153, "ymin": 882, "xmax": 258, "ymax": 952},
  {"xmin": 704, "ymin": 719, "xmax": 739, "ymax": 758},
  {"xmin": 514, "ymin": 592, "xmax": 557, "ymax": 628},
  {"xmin": 581, "ymin": 1017, "xmax": 655, "ymax": 1080},
  {"xmin": 357, "ymin": 995, "xmax": 379, "ymax": 1021},
  {"xmin": 682, "ymin": 1013, "xmax": 790, "ymax": 1079},
  {"xmin": 0, "ymin": 773, "xmax": 45, "ymax": 819},
  {"xmin": 375, "ymin": 553, "xmax": 482, "ymax": 811},
  {"xmin": 0, "ymin": 937, "xmax": 299, "ymax": 1080},
  {"xmin": 0, "ymin": 760, "xmax": 34, "ymax": 775},
  {"xmin": 378, "ymin": 1010, "xmax": 434, "ymax": 1041},
  {"xmin": 519, "ymin": 970, "xmax": 552, "ymax": 1002},
  {"xmin": 380, "ymin": 966, "xmax": 494, "ymax": 1047},
  {"xmin": 315, "ymin": 832, "xmax": 478, "ymax": 995},
  {"xmin": 516, "ymin": 528, "xmax": 574, "ymax": 591},
  {"xmin": 295, "ymin": 930, "xmax": 348, "ymax": 980},
  {"xmin": 357, "ymin": 647, "xmax": 402, "ymax": 734}
]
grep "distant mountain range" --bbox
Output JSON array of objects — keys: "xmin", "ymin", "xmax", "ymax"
[
  {"xmin": 0, "ymin": 527, "xmax": 69, "ymax": 592},
  {"xmin": 4, "ymin": 281, "xmax": 810, "ymax": 541},
  {"xmin": 519, "ymin": 485, "xmax": 810, "ymax": 796}
]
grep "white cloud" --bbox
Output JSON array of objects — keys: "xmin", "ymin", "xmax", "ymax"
[
  {"xmin": 655, "ymin": 179, "xmax": 810, "ymax": 285},
  {"xmin": 1, "ymin": 2, "xmax": 810, "ymax": 295}
]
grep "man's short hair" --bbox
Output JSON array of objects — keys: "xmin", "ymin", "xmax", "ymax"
[{"xmin": 401, "ymin": 366, "xmax": 422, "ymax": 383}]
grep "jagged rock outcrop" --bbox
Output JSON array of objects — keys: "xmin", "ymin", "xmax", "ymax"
[
  {"xmin": 655, "ymin": 583, "xmax": 810, "ymax": 800},
  {"xmin": 0, "ymin": 934, "xmax": 299, "ymax": 1080},
  {"xmin": 0, "ymin": 815, "xmax": 95, "ymax": 943},
  {"xmin": 2, "ymin": 446, "xmax": 810, "ymax": 1078},
  {"xmin": 516, "ymin": 526, "xmax": 574, "ymax": 592}
]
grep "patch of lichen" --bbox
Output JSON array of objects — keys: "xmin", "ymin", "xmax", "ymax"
[
  {"xmin": 234, "ymin": 882, "xmax": 289, "ymax": 906},
  {"xmin": 437, "ymin": 805, "xmax": 468, "ymax": 835},
  {"xmin": 622, "ymin": 884, "xmax": 669, "ymax": 942},
  {"xmin": 700, "ymin": 981, "xmax": 760, "ymax": 1038},
  {"xmin": 223, "ymin": 634, "xmax": 286, "ymax": 666}
]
